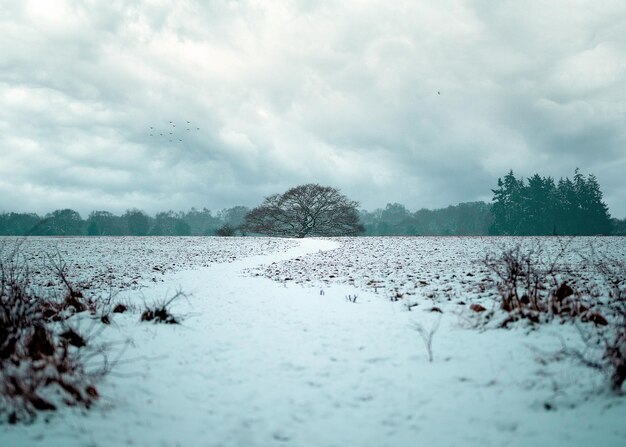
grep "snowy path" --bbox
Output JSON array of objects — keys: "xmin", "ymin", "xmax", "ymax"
[{"xmin": 2, "ymin": 238, "xmax": 625, "ymax": 447}]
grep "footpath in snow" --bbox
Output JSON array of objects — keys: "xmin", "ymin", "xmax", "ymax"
[{"xmin": 2, "ymin": 238, "xmax": 624, "ymax": 447}]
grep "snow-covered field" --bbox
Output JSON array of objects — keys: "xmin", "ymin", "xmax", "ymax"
[
  {"xmin": 250, "ymin": 236, "xmax": 626, "ymax": 304},
  {"xmin": 1, "ymin": 236, "xmax": 625, "ymax": 446},
  {"xmin": 2, "ymin": 236, "xmax": 299, "ymax": 293}
]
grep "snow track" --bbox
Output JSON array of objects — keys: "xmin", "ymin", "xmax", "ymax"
[{"xmin": 2, "ymin": 238, "xmax": 625, "ymax": 447}]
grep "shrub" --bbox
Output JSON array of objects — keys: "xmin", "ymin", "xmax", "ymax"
[
  {"xmin": 482, "ymin": 244, "xmax": 604, "ymax": 327},
  {"xmin": 0, "ymin": 250, "xmax": 108, "ymax": 423},
  {"xmin": 140, "ymin": 291, "xmax": 187, "ymax": 324},
  {"xmin": 481, "ymin": 242, "xmax": 625, "ymax": 392}
]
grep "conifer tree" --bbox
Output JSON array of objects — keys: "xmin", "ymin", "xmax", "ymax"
[{"xmin": 491, "ymin": 169, "xmax": 612, "ymax": 235}]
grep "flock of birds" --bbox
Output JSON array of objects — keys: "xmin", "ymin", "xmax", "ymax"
[
  {"xmin": 149, "ymin": 121, "xmax": 200, "ymax": 143},
  {"xmin": 145, "ymin": 94, "xmax": 440, "ymax": 143}
]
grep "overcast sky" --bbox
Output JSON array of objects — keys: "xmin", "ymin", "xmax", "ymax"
[{"xmin": 1, "ymin": 0, "xmax": 625, "ymax": 217}]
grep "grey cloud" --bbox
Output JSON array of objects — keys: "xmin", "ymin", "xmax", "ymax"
[{"xmin": 0, "ymin": 0, "xmax": 625, "ymax": 218}]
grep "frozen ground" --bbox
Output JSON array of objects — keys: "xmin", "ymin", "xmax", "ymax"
[
  {"xmin": 250, "ymin": 236, "xmax": 626, "ymax": 305},
  {"xmin": 1, "ymin": 236, "xmax": 625, "ymax": 446},
  {"xmin": 0, "ymin": 236, "xmax": 299, "ymax": 293}
]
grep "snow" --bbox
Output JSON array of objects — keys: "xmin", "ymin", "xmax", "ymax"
[
  {"xmin": 2, "ymin": 236, "xmax": 299, "ymax": 293},
  {"xmin": 1, "ymin": 236, "xmax": 625, "ymax": 446}
]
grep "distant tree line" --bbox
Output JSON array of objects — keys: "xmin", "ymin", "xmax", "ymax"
[
  {"xmin": 1, "ymin": 202, "xmax": 494, "ymax": 237},
  {"xmin": 359, "ymin": 201, "xmax": 493, "ymax": 236},
  {"xmin": 490, "ymin": 169, "xmax": 614, "ymax": 235},
  {"xmin": 613, "ymin": 218, "xmax": 626, "ymax": 236},
  {"xmin": 356, "ymin": 168, "xmax": 622, "ymax": 236},
  {"xmin": 0, "ymin": 170, "xmax": 623, "ymax": 237},
  {"xmin": 0, "ymin": 207, "xmax": 250, "ymax": 236}
]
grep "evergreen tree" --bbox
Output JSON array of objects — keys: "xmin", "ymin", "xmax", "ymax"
[
  {"xmin": 492, "ymin": 169, "xmax": 613, "ymax": 235},
  {"xmin": 555, "ymin": 177, "xmax": 577, "ymax": 235},
  {"xmin": 490, "ymin": 170, "xmax": 524, "ymax": 235},
  {"xmin": 521, "ymin": 174, "xmax": 556, "ymax": 235},
  {"xmin": 582, "ymin": 174, "xmax": 612, "ymax": 234}
]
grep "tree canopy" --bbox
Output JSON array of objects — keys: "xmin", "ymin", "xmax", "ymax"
[
  {"xmin": 244, "ymin": 184, "xmax": 364, "ymax": 237},
  {"xmin": 490, "ymin": 169, "xmax": 612, "ymax": 235}
]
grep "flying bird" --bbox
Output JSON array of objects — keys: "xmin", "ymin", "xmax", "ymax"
[
  {"xmin": 197, "ymin": 127, "xmax": 200, "ymax": 130},
  {"xmin": 437, "ymin": 91, "xmax": 441, "ymax": 95},
  {"xmin": 186, "ymin": 121, "xmax": 190, "ymax": 123}
]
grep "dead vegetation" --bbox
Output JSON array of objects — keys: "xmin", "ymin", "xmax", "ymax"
[
  {"xmin": 0, "ymin": 250, "xmax": 110, "ymax": 423},
  {"xmin": 412, "ymin": 315, "xmax": 441, "ymax": 363},
  {"xmin": 479, "ymin": 241, "xmax": 625, "ymax": 393},
  {"xmin": 481, "ymin": 242, "xmax": 609, "ymax": 327},
  {"xmin": 0, "ymin": 239, "xmax": 192, "ymax": 424},
  {"xmin": 345, "ymin": 294, "xmax": 358, "ymax": 303},
  {"xmin": 140, "ymin": 290, "xmax": 187, "ymax": 324}
]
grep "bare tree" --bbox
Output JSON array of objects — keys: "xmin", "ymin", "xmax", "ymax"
[{"xmin": 244, "ymin": 184, "xmax": 364, "ymax": 238}]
